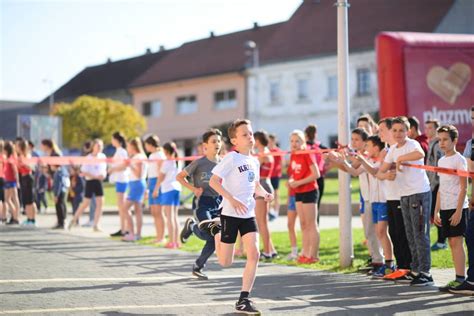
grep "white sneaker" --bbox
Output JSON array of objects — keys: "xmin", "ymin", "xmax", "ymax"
[{"xmin": 286, "ymin": 253, "xmax": 298, "ymax": 261}]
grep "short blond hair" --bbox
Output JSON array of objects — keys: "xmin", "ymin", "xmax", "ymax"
[{"xmin": 290, "ymin": 129, "xmax": 306, "ymax": 148}]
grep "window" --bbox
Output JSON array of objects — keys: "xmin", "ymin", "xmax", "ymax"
[
  {"xmin": 297, "ymin": 78, "xmax": 309, "ymax": 101},
  {"xmin": 176, "ymin": 95, "xmax": 197, "ymax": 114},
  {"xmin": 269, "ymin": 80, "xmax": 280, "ymax": 104},
  {"xmin": 357, "ymin": 68, "xmax": 371, "ymax": 96},
  {"xmin": 142, "ymin": 102, "xmax": 151, "ymax": 116},
  {"xmin": 214, "ymin": 90, "xmax": 237, "ymax": 110},
  {"xmin": 142, "ymin": 100, "xmax": 162, "ymax": 117},
  {"xmin": 327, "ymin": 75, "xmax": 337, "ymax": 99}
]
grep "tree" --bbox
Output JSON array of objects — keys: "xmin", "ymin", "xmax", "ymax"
[{"xmin": 53, "ymin": 95, "xmax": 147, "ymax": 148}]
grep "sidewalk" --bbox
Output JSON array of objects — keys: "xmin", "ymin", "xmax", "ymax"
[{"xmin": 1, "ymin": 224, "xmax": 473, "ymax": 315}]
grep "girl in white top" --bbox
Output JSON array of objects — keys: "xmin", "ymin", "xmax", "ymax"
[
  {"xmin": 155, "ymin": 142, "xmax": 182, "ymax": 249},
  {"xmin": 108, "ymin": 132, "xmax": 129, "ymax": 237},
  {"xmin": 69, "ymin": 139, "xmax": 107, "ymax": 231},
  {"xmin": 122, "ymin": 137, "xmax": 147, "ymax": 242},
  {"xmin": 144, "ymin": 134, "xmax": 166, "ymax": 244}
]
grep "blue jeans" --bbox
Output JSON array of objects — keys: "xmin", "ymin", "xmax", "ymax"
[
  {"xmin": 192, "ymin": 196, "xmax": 222, "ymax": 269},
  {"xmin": 466, "ymin": 209, "xmax": 474, "ymax": 282},
  {"xmin": 89, "ymin": 194, "xmax": 96, "ymax": 222},
  {"xmin": 400, "ymin": 191, "xmax": 432, "ymax": 274}
]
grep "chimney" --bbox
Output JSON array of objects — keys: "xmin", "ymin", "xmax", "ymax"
[
  {"xmin": 253, "ymin": 22, "xmax": 259, "ymax": 29},
  {"xmin": 106, "ymin": 58, "xmax": 112, "ymax": 63},
  {"xmin": 159, "ymin": 45, "xmax": 165, "ymax": 52},
  {"xmin": 210, "ymin": 31, "xmax": 215, "ymax": 38},
  {"xmin": 145, "ymin": 48, "xmax": 152, "ymax": 54}
]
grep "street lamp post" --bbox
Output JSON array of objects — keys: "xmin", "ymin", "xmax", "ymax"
[
  {"xmin": 42, "ymin": 78, "xmax": 54, "ymax": 113},
  {"xmin": 336, "ymin": 0, "xmax": 353, "ymax": 268},
  {"xmin": 245, "ymin": 41, "xmax": 259, "ymax": 129}
]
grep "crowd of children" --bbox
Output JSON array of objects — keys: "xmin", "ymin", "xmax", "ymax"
[{"xmin": 1, "ymin": 107, "xmax": 473, "ymax": 314}]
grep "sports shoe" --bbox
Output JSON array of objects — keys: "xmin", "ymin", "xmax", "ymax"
[
  {"xmin": 372, "ymin": 264, "xmax": 395, "ymax": 278},
  {"xmin": 180, "ymin": 217, "xmax": 195, "ymax": 244},
  {"xmin": 92, "ymin": 226, "xmax": 102, "ymax": 233},
  {"xmin": 110, "ymin": 230, "xmax": 124, "ymax": 237},
  {"xmin": 296, "ymin": 255, "xmax": 319, "ymax": 264},
  {"xmin": 165, "ymin": 242, "xmax": 178, "ymax": 249},
  {"xmin": 21, "ymin": 220, "xmax": 36, "ymax": 228},
  {"xmin": 383, "ymin": 269, "xmax": 410, "ymax": 280},
  {"xmin": 52, "ymin": 224, "xmax": 64, "ymax": 230},
  {"xmin": 367, "ymin": 264, "xmax": 384, "ymax": 276},
  {"xmin": 439, "ymin": 280, "xmax": 463, "ymax": 292},
  {"xmin": 192, "ymin": 265, "xmax": 208, "ymax": 280},
  {"xmin": 305, "ymin": 257, "xmax": 319, "ymax": 264},
  {"xmin": 286, "ymin": 253, "xmax": 298, "ymax": 261},
  {"xmin": 198, "ymin": 218, "xmax": 221, "ymax": 236},
  {"xmin": 297, "ymin": 255, "xmax": 310, "ymax": 264},
  {"xmin": 260, "ymin": 253, "xmax": 272, "ymax": 261},
  {"xmin": 431, "ymin": 242, "xmax": 448, "ymax": 251},
  {"xmin": 410, "ymin": 273, "xmax": 434, "ymax": 287},
  {"xmin": 6, "ymin": 218, "xmax": 19, "ymax": 225},
  {"xmin": 394, "ymin": 272, "xmax": 417, "ymax": 284},
  {"xmin": 235, "ymin": 298, "xmax": 260, "ymax": 315},
  {"xmin": 449, "ymin": 280, "xmax": 474, "ymax": 295},
  {"xmin": 67, "ymin": 220, "xmax": 76, "ymax": 230},
  {"xmin": 268, "ymin": 209, "xmax": 278, "ymax": 222},
  {"xmin": 121, "ymin": 233, "xmax": 136, "ymax": 242}
]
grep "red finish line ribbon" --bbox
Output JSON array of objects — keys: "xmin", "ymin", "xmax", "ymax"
[{"xmin": 401, "ymin": 163, "xmax": 474, "ymax": 178}]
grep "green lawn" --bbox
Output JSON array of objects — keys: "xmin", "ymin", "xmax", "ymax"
[{"xmin": 136, "ymin": 226, "xmax": 457, "ymax": 273}]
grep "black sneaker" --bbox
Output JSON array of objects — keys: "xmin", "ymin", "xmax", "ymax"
[
  {"xmin": 439, "ymin": 280, "xmax": 463, "ymax": 292},
  {"xmin": 410, "ymin": 273, "xmax": 434, "ymax": 287},
  {"xmin": 180, "ymin": 218, "xmax": 195, "ymax": 244},
  {"xmin": 110, "ymin": 230, "xmax": 123, "ymax": 237},
  {"xmin": 394, "ymin": 272, "xmax": 417, "ymax": 284},
  {"xmin": 235, "ymin": 298, "xmax": 260, "ymax": 315},
  {"xmin": 198, "ymin": 218, "xmax": 221, "ymax": 236},
  {"xmin": 6, "ymin": 218, "xmax": 19, "ymax": 225},
  {"xmin": 449, "ymin": 280, "xmax": 474, "ymax": 295},
  {"xmin": 52, "ymin": 224, "xmax": 64, "ymax": 230},
  {"xmin": 192, "ymin": 265, "xmax": 208, "ymax": 280},
  {"xmin": 259, "ymin": 253, "xmax": 272, "ymax": 261}
]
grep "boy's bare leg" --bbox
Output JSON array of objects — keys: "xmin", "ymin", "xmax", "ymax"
[
  {"xmin": 214, "ymin": 233, "xmax": 235, "ymax": 267},
  {"xmin": 241, "ymin": 232, "xmax": 260, "ymax": 292}
]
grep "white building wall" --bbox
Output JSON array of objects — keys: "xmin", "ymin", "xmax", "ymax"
[{"xmin": 248, "ymin": 50, "xmax": 378, "ymax": 151}]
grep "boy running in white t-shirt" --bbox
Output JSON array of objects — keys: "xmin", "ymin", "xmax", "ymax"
[
  {"xmin": 201, "ymin": 119, "xmax": 273, "ymax": 315},
  {"xmin": 433, "ymin": 125, "xmax": 469, "ymax": 292}
]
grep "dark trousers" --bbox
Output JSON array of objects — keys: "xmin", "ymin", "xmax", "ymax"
[
  {"xmin": 72, "ymin": 196, "xmax": 83, "ymax": 215},
  {"xmin": 466, "ymin": 209, "xmax": 474, "ymax": 282},
  {"xmin": 35, "ymin": 192, "xmax": 48, "ymax": 211},
  {"xmin": 192, "ymin": 196, "xmax": 221, "ymax": 269},
  {"xmin": 431, "ymin": 185, "xmax": 446, "ymax": 244},
  {"xmin": 316, "ymin": 176, "xmax": 325, "ymax": 225},
  {"xmin": 387, "ymin": 200, "xmax": 412, "ymax": 270},
  {"xmin": 55, "ymin": 192, "xmax": 67, "ymax": 226}
]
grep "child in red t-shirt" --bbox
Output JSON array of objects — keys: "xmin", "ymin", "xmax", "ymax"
[{"xmin": 288, "ymin": 130, "xmax": 321, "ymax": 264}]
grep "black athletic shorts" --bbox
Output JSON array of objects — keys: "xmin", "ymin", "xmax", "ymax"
[
  {"xmin": 295, "ymin": 189, "xmax": 319, "ymax": 204},
  {"xmin": 0, "ymin": 178, "xmax": 4, "ymax": 202},
  {"xmin": 20, "ymin": 174, "xmax": 34, "ymax": 205},
  {"xmin": 220, "ymin": 214, "xmax": 258, "ymax": 244},
  {"xmin": 270, "ymin": 177, "xmax": 280, "ymax": 190},
  {"xmin": 441, "ymin": 208, "xmax": 468, "ymax": 238},
  {"xmin": 85, "ymin": 180, "xmax": 104, "ymax": 198}
]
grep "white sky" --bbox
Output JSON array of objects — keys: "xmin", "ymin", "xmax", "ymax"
[{"xmin": 0, "ymin": 0, "xmax": 301, "ymax": 102}]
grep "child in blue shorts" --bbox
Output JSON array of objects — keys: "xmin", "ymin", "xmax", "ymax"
[
  {"xmin": 121, "ymin": 138, "xmax": 147, "ymax": 242},
  {"xmin": 155, "ymin": 142, "xmax": 181, "ymax": 249},
  {"xmin": 178, "ymin": 129, "xmax": 223, "ymax": 280}
]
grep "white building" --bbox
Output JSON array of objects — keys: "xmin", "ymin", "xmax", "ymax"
[{"xmin": 247, "ymin": 0, "xmax": 473, "ymax": 150}]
